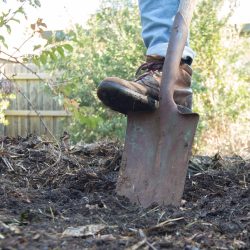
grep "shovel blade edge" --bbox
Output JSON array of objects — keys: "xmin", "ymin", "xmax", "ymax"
[{"xmin": 116, "ymin": 109, "xmax": 199, "ymax": 207}]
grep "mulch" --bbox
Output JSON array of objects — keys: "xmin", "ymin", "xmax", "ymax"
[{"xmin": 0, "ymin": 135, "xmax": 249, "ymax": 250}]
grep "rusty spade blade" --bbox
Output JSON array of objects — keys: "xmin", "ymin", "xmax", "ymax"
[{"xmin": 116, "ymin": 0, "xmax": 199, "ymax": 207}]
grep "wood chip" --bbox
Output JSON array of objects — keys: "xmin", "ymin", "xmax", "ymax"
[{"xmin": 62, "ymin": 224, "xmax": 106, "ymax": 237}]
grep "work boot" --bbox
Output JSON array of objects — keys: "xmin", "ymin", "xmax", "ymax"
[{"xmin": 97, "ymin": 55, "xmax": 193, "ymax": 114}]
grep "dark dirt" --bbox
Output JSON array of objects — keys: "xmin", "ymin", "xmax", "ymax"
[{"xmin": 0, "ymin": 135, "xmax": 249, "ymax": 250}]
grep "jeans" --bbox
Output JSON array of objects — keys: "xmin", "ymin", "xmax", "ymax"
[{"xmin": 138, "ymin": 0, "xmax": 195, "ymax": 60}]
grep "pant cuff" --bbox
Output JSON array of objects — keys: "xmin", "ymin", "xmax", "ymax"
[{"xmin": 146, "ymin": 43, "xmax": 196, "ymax": 60}]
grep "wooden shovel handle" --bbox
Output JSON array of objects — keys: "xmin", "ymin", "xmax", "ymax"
[
  {"xmin": 159, "ymin": 0, "xmax": 197, "ymax": 104},
  {"xmin": 178, "ymin": 0, "xmax": 197, "ymax": 28}
]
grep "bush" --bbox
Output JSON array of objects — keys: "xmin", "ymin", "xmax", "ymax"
[
  {"xmin": 47, "ymin": 0, "xmax": 144, "ymax": 142},
  {"xmin": 0, "ymin": 80, "xmax": 15, "ymax": 125},
  {"xmin": 47, "ymin": 0, "xmax": 250, "ymax": 156},
  {"xmin": 191, "ymin": 0, "xmax": 250, "ymax": 155}
]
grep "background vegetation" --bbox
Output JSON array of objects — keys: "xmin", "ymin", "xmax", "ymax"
[
  {"xmin": 190, "ymin": 0, "xmax": 250, "ymax": 155},
  {"xmin": 0, "ymin": 0, "xmax": 41, "ymax": 125},
  {"xmin": 1, "ymin": 0, "xmax": 249, "ymax": 156}
]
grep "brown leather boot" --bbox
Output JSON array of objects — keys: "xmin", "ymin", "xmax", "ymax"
[{"xmin": 97, "ymin": 55, "xmax": 193, "ymax": 114}]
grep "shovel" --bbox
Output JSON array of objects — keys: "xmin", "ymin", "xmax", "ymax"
[{"xmin": 116, "ymin": 0, "xmax": 199, "ymax": 207}]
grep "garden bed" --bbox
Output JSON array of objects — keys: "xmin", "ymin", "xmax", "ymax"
[{"xmin": 0, "ymin": 135, "xmax": 249, "ymax": 249}]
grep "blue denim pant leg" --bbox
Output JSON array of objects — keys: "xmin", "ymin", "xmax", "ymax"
[{"xmin": 138, "ymin": 0, "xmax": 195, "ymax": 60}]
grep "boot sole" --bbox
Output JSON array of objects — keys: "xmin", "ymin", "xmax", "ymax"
[{"xmin": 97, "ymin": 81, "xmax": 159, "ymax": 114}]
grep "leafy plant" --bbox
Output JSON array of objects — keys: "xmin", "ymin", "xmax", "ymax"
[
  {"xmin": 0, "ymin": 80, "xmax": 15, "ymax": 125},
  {"xmin": 0, "ymin": 0, "xmax": 74, "ymax": 126},
  {"xmin": 47, "ymin": 0, "xmax": 145, "ymax": 142},
  {"xmin": 0, "ymin": 0, "xmax": 247, "ymax": 155},
  {"xmin": 191, "ymin": 0, "xmax": 250, "ymax": 154},
  {"xmin": 0, "ymin": 0, "xmax": 42, "ymax": 125},
  {"xmin": 0, "ymin": 0, "xmax": 41, "ymax": 48},
  {"xmin": 44, "ymin": 0, "xmax": 250, "ymax": 155}
]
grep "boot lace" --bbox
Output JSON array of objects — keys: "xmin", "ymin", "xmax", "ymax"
[{"xmin": 135, "ymin": 61, "xmax": 164, "ymax": 82}]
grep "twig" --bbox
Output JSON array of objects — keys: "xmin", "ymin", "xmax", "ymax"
[
  {"xmin": 138, "ymin": 229, "xmax": 157, "ymax": 250},
  {"xmin": 126, "ymin": 239, "xmax": 146, "ymax": 250},
  {"xmin": 15, "ymin": 162, "xmax": 27, "ymax": 171},
  {"xmin": 0, "ymin": 50, "xmax": 71, "ymax": 94},
  {"xmin": 157, "ymin": 211, "xmax": 166, "ymax": 224},
  {"xmin": 1, "ymin": 71, "xmax": 51, "ymax": 133},
  {"xmin": 1, "ymin": 157, "xmax": 14, "ymax": 171},
  {"xmin": 145, "ymin": 241, "xmax": 157, "ymax": 250},
  {"xmin": 49, "ymin": 207, "xmax": 55, "ymax": 223},
  {"xmin": 1, "ymin": 50, "xmax": 37, "ymax": 74},
  {"xmin": 3, "ymin": 3, "xmax": 26, "ymax": 28},
  {"xmin": 145, "ymin": 217, "xmax": 185, "ymax": 234},
  {"xmin": 155, "ymin": 217, "xmax": 185, "ymax": 228},
  {"xmin": 0, "ymin": 34, "xmax": 34, "ymax": 70},
  {"xmin": 1, "ymin": 50, "xmax": 72, "ymax": 110},
  {"xmin": 243, "ymin": 175, "xmax": 247, "ymax": 189},
  {"xmin": 0, "ymin": 1, "xmax": 37, "ymax": 67},
  {"xmin": 114, "ymin": 197, "xmax": 137, "ymax": 212}
]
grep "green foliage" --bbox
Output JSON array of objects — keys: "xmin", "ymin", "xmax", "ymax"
[
  {"xmin": 0, "ymin": 5, "xmax": 26, "ymax": 48},
  {"xmin": 0, "ymin": 0, "xmax": 73, "ymax": 126},
  {"xmin": 190, "ymin": 0, "xmax": 250, "ymax": 153},
  {"xmin": 0, "ymin": 1, "xmax": 41, "ymax": 125},
  {"xmin": 0, "ymin": 80, "xmax": 15, "ymax": 125},
  {"xmin": 26, "ymin": 20, "xmax": 74, "ymax": 66},
  {"xmin": 0, "ymin": 0, "xmax": 62, "ymax": 126},
  {"xmin": 0, "ymin": 0, "xmax": 72, "ymax": 66},
  {"xmin": 46, "ymin": 0, "xmax": 249, "ymax": 154},
  {"xmin": 47, "ymin": 0, "xmax": 145, "ymax": 142},
  {"xmin": 0, "ymin": 1, "xmax": 41, "ymax": 47},
  {"xmin": 30, "ymin": 42, "xmax": 73, "ymax": 66}
]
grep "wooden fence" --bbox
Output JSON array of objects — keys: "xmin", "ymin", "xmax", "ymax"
[{"xmin": 0, "ymin": 62, "xmax": 71, "ymax": 138}]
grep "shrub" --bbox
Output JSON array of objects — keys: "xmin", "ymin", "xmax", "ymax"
[{"xmin": 47, "ymin": 0, "xmax": 250, "ymax": 156}]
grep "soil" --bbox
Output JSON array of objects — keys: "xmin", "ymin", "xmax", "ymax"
[{"xmin": 0, "ymin": 135, "xmax": 249, "ymax": 250}]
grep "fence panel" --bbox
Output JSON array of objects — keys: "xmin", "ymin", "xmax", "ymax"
[{"xmin": 0, "ymin": 63, "xmax": 71, "ymax": 138}]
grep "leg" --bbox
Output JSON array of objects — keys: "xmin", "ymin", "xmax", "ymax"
[{"xmin": 139, "ymin": 0, "xmax": 195, "ymax": 60}]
